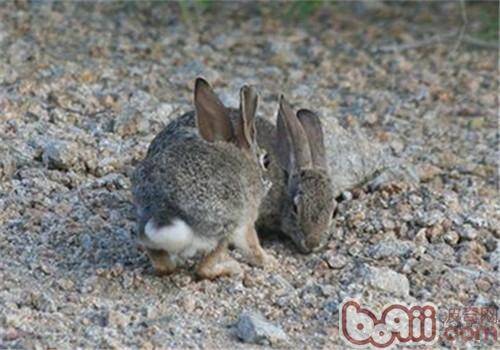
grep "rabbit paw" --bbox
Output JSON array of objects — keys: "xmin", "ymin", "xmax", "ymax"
[
  {"xmin": 197, "ymin": 259, "xmax": 243, "ymax": 280},
  {"xmin": 248, "ymin": 251, "xmax": 277, "ymax": 270},
  {"xmin": 261, "ymin": 252, "xmax": 278, "ymax": 270},
  {"xmin": 146, "ymin": 248, "xmax": 176, "ymax": 276}
]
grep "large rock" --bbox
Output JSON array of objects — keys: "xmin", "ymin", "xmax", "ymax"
[
  {"xmin": 318, "ymin": 114, "xmax": 417, "ymax": 196},
  {"xmin": 361, "ymin": 265, "xmax": 410, "ymax": 298},
  {"xmin": 235, "ymin": 311, "xmax": 289, "ymax": 347}
]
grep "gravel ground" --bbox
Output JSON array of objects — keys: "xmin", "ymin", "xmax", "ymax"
[{"xmin": 0, "ymin": 2, "xmax": 498, "ymax": 349}]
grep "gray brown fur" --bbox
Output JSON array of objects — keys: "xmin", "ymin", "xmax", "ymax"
[
  {"xmin": 131, "ymin": 78, "xmax": 269, "ymax": 277},
  {"xmin": 257, "ymin": 97, "xmax": 335, "ymax": 253},
  {"xmin": 133, "ymin": 133, "xmax": 263, "ymax": 238}
]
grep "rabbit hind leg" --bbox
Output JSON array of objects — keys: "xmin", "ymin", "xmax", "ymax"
[
  {"xmin": 146, "ymin": 248, "xmax": 177, "ymax": 276},
  {"xmin": 232, "ymin": 224, "xmax": 276, "ymax": 268},
  {"xmin": 196, "ymin": 240, "xmax": 242, "ymax": 280}
]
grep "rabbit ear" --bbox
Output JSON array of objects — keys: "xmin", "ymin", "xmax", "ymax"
[
  {"xmin": 297, "ymin": 109, "xmax": 327, "ymax": 170},
  {"xmin": 276, "ymin": 100, "xmax": 292, "ymax": 172},
  {"xmin": 277, "ymin": 96, "xmax": 312, "ymax": 172},
  {"xmin": 236, "ymin": 85, "xmax": 258, "ymax": 150},
  {"xmin": 194, "ymin": 77, "xmax": 233, "ymax": 143}
]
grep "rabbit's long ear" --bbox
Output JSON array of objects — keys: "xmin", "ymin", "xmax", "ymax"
[
  {"xmin": 297, "ymin": 109, "xmax": 327, "ymax": 170},
  {"xmin": 276, "ymin": 98, "xmax": 292, "ymax": 172},
  {"xmin": 236, "ymin": 85, "xmax": 258, "ymax": 150},
  {"xmin": 277, "ymin": 96, "xmax": 312, "ymax": 172},
  {"xmin": 194, "ymin": 77, "xmax": 233, "ymax": 142}
]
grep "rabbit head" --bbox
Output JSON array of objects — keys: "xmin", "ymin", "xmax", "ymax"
[{"xmin": 276, "ymin": 96, "xmax": 336, "ymax": 253}]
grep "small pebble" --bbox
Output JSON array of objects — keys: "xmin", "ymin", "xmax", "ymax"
[{"xmin": 235, "ymin": 311, "xmax": 289, "ymax": 347}]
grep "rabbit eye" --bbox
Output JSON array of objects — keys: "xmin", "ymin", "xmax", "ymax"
[
  {"xmin": 292, "ymin": 195, "xmax": 300, "ymax": 214},
  {"xmin": 260, "ymin": 153, "xmax": 270, "ymax": 170}
]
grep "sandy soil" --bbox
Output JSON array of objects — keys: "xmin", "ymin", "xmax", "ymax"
[{"xmin": 0, "ymin": 2, "xmax": 498, "ymax": 349}]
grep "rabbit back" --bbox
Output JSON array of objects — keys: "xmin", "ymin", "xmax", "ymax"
[
  {"xmin": 133, "ymin": 136, "xmax": 257, "ymax": 243},
  {"xmin": 146, "ymin": 111, "xmax": 197, "ymax": 158}
]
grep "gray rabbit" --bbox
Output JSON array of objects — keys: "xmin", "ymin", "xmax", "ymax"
[
  {"xmin": 132, "ymin": 78, "xmax": 272, "ymax": 279},
  {"xmin": 256, "ymin": 97, "xmax": 336, "ymax": 253}
]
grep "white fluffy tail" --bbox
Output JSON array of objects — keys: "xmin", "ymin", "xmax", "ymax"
[{"xmin": 144, "ymin": 218, "xmax": 194, "ymax": 253}]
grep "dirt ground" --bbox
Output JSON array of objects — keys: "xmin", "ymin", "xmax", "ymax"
[{"xmin": 0, "ymin": 2, "xmax": 498, "ymax": 349}]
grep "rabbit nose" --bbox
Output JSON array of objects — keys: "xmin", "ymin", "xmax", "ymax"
[
  {"xmin": 305, "ymin": 235, "xmax": 324, "ymax": 252},
  {"xmin": 309, "ymin": 238, "xmax": 329, "ymax": 253}
]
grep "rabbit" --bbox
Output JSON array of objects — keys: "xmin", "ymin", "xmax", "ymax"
[
  {"xmin": 131, "ymin": 78, "xmax": 272, "ymax": 279},
  {"xmin": 255, "ymin": 96, "xmax": 336, "ymax": 253}
]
